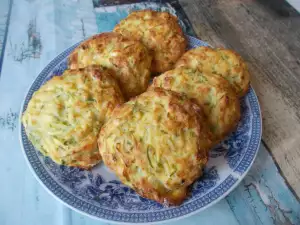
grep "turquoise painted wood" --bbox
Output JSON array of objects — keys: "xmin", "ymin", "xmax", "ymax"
[{"xmin": 0, "ymin": 0, "xmax": 299, "ymax": 224}]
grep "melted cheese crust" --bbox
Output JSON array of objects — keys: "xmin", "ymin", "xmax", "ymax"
[
  {"xmin": 114, "ymin": 10, "xmax": 186, "ymax": 73},
  {"xmin": 175, "ymin": 46, "xmax": 250, "ymax": 97},
  {"xmin": 151, "ymin": 67, "xmax": 241, "ymax": 143},
  {"xmin": 22, "ymin": 66, "xmax": 124, "ymax": 169},
  {"xmin": 98, "ymin": 88, "xmax": 213, "ymax": 205},
  {"xmin": 69, "ymin": 32, "xmax": 152, "ymax": 99}
]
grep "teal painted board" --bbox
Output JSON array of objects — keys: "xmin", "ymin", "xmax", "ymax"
[
  {"xmin": 226, "ymin": 145, "xmax": 300, "ymax": 225},
  {"xmin": 93, "ymin": 2, "xmax": 194, "ymax": 35},
  {"xmin": 0, "ymin": 0, "xmax": 11, "ymax": 73},
  {"xmin": 0, "ymin": 0, "xmax": 10, "ymax": 51},
  {"xmin": 0, "ymin": 0, "xmax": 299, "ymax": 225},
  {"xmin": 0, "ymin": 0, "xmax": 97, "ymax": 224}
]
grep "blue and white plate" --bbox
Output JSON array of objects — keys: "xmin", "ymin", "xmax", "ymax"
[{"xmin": 20, "ymin": 35, "xmax": 262, "ymax": 224}]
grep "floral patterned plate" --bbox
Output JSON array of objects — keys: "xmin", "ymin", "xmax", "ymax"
[{"xmin": 20, "ymin": 35, "xmax": 262, "ymax": 224}]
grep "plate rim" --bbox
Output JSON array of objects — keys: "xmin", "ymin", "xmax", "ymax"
[{"xmin": 19, "ymin": 35, "xmax": 262, "ymax": 224}]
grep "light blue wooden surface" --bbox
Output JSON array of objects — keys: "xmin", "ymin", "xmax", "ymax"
[{"xmin": 0, "ymin": 0, "xmax": 299, "ymax": 224}]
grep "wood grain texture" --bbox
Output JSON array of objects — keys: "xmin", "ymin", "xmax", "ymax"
[
  {"xmin": 0, "ymin": 0, "xmax": 299, "ymax": 224},
  {"xmin": 179, "ymin": 0, "xmax": 300, "ymax": 197}
]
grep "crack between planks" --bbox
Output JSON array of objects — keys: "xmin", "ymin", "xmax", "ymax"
[{"xmin": 262, "ymin": 139, "xmax": 300, "ymax": 202}]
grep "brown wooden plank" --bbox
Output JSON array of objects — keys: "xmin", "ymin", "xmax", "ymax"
[{"xmin": 179, "ymin": 0, "xmax": 300, "ymax": 197}]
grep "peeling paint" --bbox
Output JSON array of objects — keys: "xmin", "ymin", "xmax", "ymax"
[
  {"xmin": 0, "ymin": 108, "xmax": 18, "ymax": 131},
  {"xmin": 8, "ymin": 18, "xmax": 42, "ymax": 62}
]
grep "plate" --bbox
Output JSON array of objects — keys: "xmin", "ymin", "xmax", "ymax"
[{"xmin": 20, "ymin": 35, "xmax": 262, "ymax": 224}]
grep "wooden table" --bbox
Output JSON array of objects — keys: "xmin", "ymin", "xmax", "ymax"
[
  {"xmin": 179, "ymin": 0, "xmax": 300, "ymax": 198},
  {"xmin": 0, "ymin": 0, "xmax": 300, "ymax": 224}
]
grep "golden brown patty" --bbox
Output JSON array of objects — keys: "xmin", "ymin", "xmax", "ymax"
[
  {"xmin": 151, "ymin": 67, "xmax": 240, "ymax": 143},
  {"xmin": 98, "ymin": 88, "xmax": 213, "ymax": 205},
  {"xmin": 175, "ymin": 46, "xmax": 250, "ymax": 97},
  {"xmin": 114, "ymin": 10, "xmax": 186, "ymax": 73},
  {"xmin": 68, "ymin": 32, "xmax": 152, "ymax": 99},
  {"xmin": 22, "ymin": 66, "xmax": 124, "ymax": 169}
]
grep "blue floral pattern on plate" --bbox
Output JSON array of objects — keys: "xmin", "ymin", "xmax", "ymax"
[{"xmin": 20, "ymin": 35, "xmax": 262, "ymax": 224}]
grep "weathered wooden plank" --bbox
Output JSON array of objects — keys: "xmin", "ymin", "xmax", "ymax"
[
  {"xmin": 1, "ymin": 1, "xmax": 299, "ymax": 225},
  {"xmin": 179, "ymin": 0, "xmax": 300, "ymax": 198},
  {"xmin": 0, "ymin": 0, "xmax": 12, "ymax": 75},
  {"xmin": 0, "ymin": 0, "xmax": 60, "ymax": 224},
  {"xmin": 0, "ymin": 0, "xmax": 98, "ymax": 225},
  {"xmin": 226, "ymin": 145, "xmax": 300, "ymax": 225}
]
